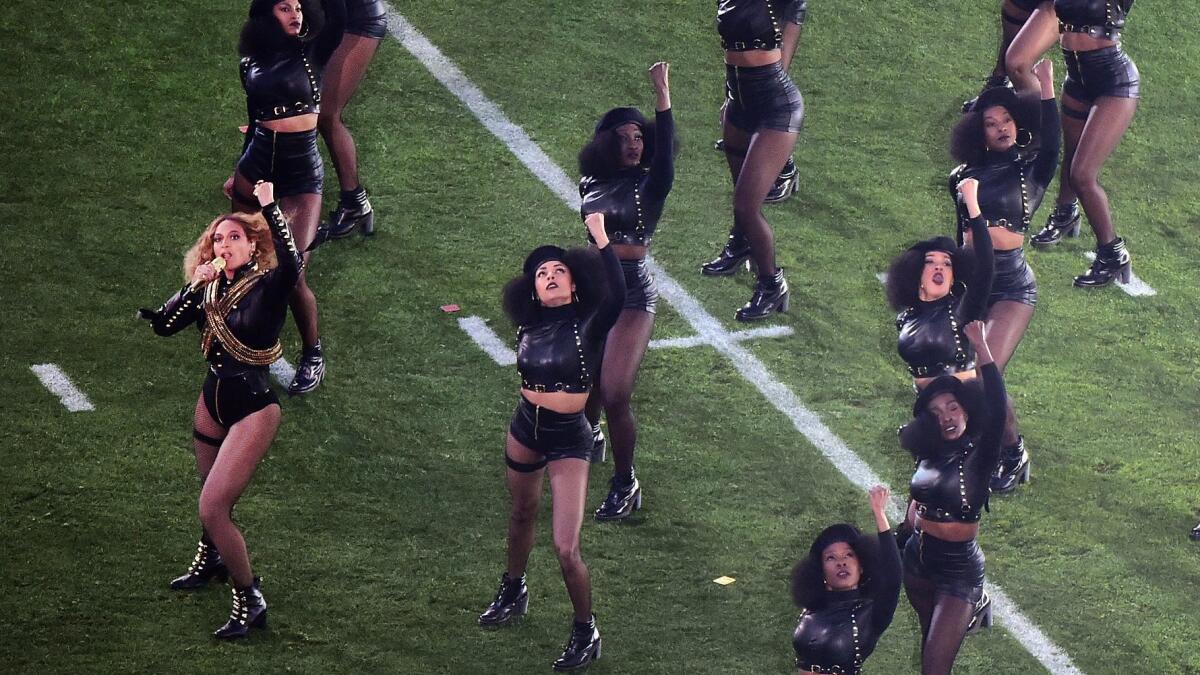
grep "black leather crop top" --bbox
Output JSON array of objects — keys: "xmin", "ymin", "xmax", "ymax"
[
  {"xmin": 1056, "ymin": 0, "xmax": 1133, "ymax": 40},
  {"xmin": 895, "ymin": 216, "xmax": 993, "ymax": 378},
  {"xmin": 240, "ymin": 0, "xmax": 346, "ymax": 132},
  {"xmin": 950, "ymin": 99, "xmax": 1061, "ymax": 238},
  {"xmin": 516, "ymin": 246, "xmax": 625, "ymax": 393},
  {"xmin": 717, "ymin": 0, "xmax": 807, "ymax": 51},
  {"xmin": 793, "ymin": 531, "xmax": 901, "ymax": 674},
  {"xmin": 909, "ymin": 363, "xmax": 1006, "ymax": 523},
  {"xmin": 579, "ymin": 109, "xmax": 675, "ymax": 247},
  {"xmin": 147, "ymin": 203, "xmax": 303, "ymax": 377}
]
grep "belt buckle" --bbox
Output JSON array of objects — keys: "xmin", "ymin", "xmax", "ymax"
[
  {"xmin": 531, "ymin": 384, "xmax": 547, "ymax": 393},
  {"xmin": 272, "ymin": 104, "xmax": 288, "ymax": 116}
]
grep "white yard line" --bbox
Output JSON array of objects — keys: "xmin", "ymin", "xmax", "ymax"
[
  {"xmin": 458, "ymin": 316, "xmax": 517, "ymax": 366},
  {"xmin": 269, "ymin": 358, "xmax": 296, "ymax": 388},
  {"xmin": 388, "ymin": 10, "xmax": 1083, "ymax": 674},
  {"xmin": 30, "ymin": 364, "xmax": 94, "ymax": 412},
  {"xmin": 1083, "ymin": 252, "xmax": 1156, "ymax": 297}
]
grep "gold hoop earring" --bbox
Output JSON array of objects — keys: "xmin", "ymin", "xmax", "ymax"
[{"xmin": 1016, "ymin": 128, "xmax": 1033, "ymax": 148}]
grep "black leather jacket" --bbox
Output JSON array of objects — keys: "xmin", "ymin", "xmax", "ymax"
[
  {"xmin": 516, "ymin": 246, "xmax": 625, "ymax": 393},
  {"xmin": 147, "ymin": 203, "xmax": 302, "ymax": 377},
  {"xmin": 950, "ymin": 99, "xmax": 1061, "ymax": 240},
  {"xmin": 579, "ymin": 109, "xmax": 675, "ymax": 248},
  {"xmin": 793, "ymin": 530, "xmax": 902, "ymax": 674},
  {"xmin": 1056, "ymin": 0, "xmax": 1133, "ymax": 39},
  {"xmin": 717, "ymin": 0, "xmax": 807, "ymax": 51}
]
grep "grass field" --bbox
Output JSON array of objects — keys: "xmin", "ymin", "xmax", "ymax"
[{"xmin": 3, "ymin": 1, "xmax": 1200, "ymax": 673}]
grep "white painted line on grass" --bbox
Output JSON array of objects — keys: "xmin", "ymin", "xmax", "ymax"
[
  {"xmin": 458, "ymin": 316, "xmax": 517, "ymax": 366},
  {"xmin": 269, "ymin": 358, "xmax": 296, "ymax": 388},
  {"xmin": 876, "ymin": 272, "xmax": 887, "ymax": 284},
  {"xmin": 1083, "ymin": 252, "xmax": 1156, "ymax": 297},
  {"xmin": 389, "ymin": 12, "xmax": 1082, "ymax": 674},
  {"xmin": 30, "ymin": 364, "xmax": 94, "ymax": 412}
]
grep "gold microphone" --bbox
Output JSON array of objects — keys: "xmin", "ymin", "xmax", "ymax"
[{"xmin": 190, "ymin": 257, "xmax": 227, "ymax": 292}]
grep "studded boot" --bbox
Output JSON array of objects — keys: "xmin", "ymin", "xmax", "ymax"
[
  {"xmin": 990, "ymin": 436, "xmax": 1031, "ymax": 494},
  {"xmin": 966, "ymin": 591, "xmax": 993, "ymax": 635},
  {"xmin": 701, "ymin": 230, "xmax": 752, "ymax": 276},
  {"xmin": 169, "ymin": 537, "xmax": 228, "ymax": 590},
  {"xmin": 213, "ymin": 577, "xmax": 267, "ymax": 640},
  {"xmin": 478, "ymin": 572, "xmax": 529, "ymax": 627},
  {"xmin": 1074, "ymin": 237, "xmax": 1131, "ymax": 288},
  {"xmin": 289, "ymin": 341, "xmax": 326, "ymax": 395},
  {"xmin": 735, "ymin": 269, "xmax": 790, "ymax": 322},
  {"xmin": 1031, "ymin": 201, "xmax": 1082, "ymax": 248},
  {"xmin": 764, "ymin": 156, "xmax": 798, "ymax": 204},
  {"xmin": 323, "ymin": 186, "xmax": 375, "ymax": 239},
  {"xmin": 594, "ymin": 473, "xmax": 642, "ymax": 522},
  {"xmin": 552, "ymin": 615, "xmax": 602, "ymax": 671}
]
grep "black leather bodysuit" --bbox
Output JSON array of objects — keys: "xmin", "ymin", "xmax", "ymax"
[
  {"xmin": 793, "ymin": 530, "xmax": 902, "ymax": 674},
  {"xmin": 516, "ymin": 246, "xmax": 625, "ymax": 393},
  {"xmin": 1056, "ymin": 0, "xmax": 1133, "ymax": 40},
  {"xmin": 579, "ymin": 109, "xmax": 676, "ymax": 247},
  {"xmin": 149, "ymin": 203, "xmax": 303, "ymax": 377},
  {"xmin": 909, "ymin": 363, "xmax": 1007, "ymax": 523},
  {"xmin": 240, "ymin": 0, "xmax": 346, "ymax": 145},
  {"xmin": 896, "ymin": 216, "xmax": 993, "ymax": 378},
  {"xmin": 950, "ymin": 99, "xmax": 1061, "ymax": 240},
  {"xmin": 716, "ymin": 0, "xmax": 807, "ymax": 50}
]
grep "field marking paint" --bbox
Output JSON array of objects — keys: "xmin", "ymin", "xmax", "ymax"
[
  {"xmin": 269, "ymin": 358, "xmax": 296, "ymax": 388},
  {"xmin": 388, "ymin": 11, "xmax": 1083, "ymax": 674},
  {"xmin": 458, "ymin": 315, "xmax": 794, "ymax": 365},
  {"xmin": 1083, "ymin": 252, "xmax": 1156, "ymax": 297},
  {"xmin": 30, "ymin": 364, "xmax": 94, "ymax": 412},
  {"xmin": 876, "ymin": 272, "xmax": 888, "ymax": 284}
]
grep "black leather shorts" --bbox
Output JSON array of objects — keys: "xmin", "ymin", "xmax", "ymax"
[
  {"xmin": 236, "ymin": 127, "xmax": 324, "ymax": 198},
  {"xmin": 508, "ymin": 396, "xmax": 592, "ymax": 462},
  {"xmin": 202, "ymin": 369, "xmax": 279, "ymax": 428},
  {"xmin": 904, "ymin": 529, "xmax": 985, "ymax": 603},
  {"xmin": 1063, "ymin": 45, "xmax": 1140, "ymax": 102},
  {"xmin": 988, "ymin": 247, "xmax": 1037, "ymax": 307},
  {"xmin": 725, "ymin": 61, "xmax": 804, "ymax": 134},
  {"xmin": 346, "ymin": 0, "xmax": 387, "ymax": 38},
  {"xmin": 621, "ymin": 258, "xmax": 658, "ymax": 314}
]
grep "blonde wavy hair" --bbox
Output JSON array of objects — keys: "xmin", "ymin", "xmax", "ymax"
[{"xmin": 182, "ymin": 212, "xmax": 277, "ymax": 281}]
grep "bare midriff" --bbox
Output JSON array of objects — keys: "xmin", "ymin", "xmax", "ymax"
[
  {"xmin": 1061, "ymin": 31, "xmax": 1117, "ymax": 52},
  {"xmin": 262, "ymin": 113, "xmax": 319, "ymax": 133},
  {"xmin": 611, "ymin": 243, "xmax": 648, "ymax": 260},
  {"xmin": 967, "ymin": 226, "xmax": 1026, "ymax": 253},
  {"xmin": 913, "ymin": 369, "xmax": 978, "ymax": 391},
  {"xmin": 909, "ymin": 502, "xmax": 981, "ymax": 542},
  {"xmin": 521, "ymin": 389, "xmax": 589, "ymax": 414},
  {"xmin": 725, "ymin": 48, "xmax": 781, "ymax": 67}
]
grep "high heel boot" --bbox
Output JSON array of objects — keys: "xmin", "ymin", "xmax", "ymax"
[
  {"xmin": 594, "ymin": 473, "xmax": 642, "ymax": 522},
  {"xmin": 213, "ymin": 577, "xmax": 267, "ymax": 640},
  {"xmin": 701, "ymin": 230, "xmax": 751, "ymax": 277},
  {"xmin": 552, "ymin": 615, "xmax": 602, "ymax": 671},
  {"xmin": 764, "ymin": 156, "xmax": 798, "ymax": 204},
  {"xmin": 990, "ymin": 436, "xmax": 1031, "ymax": 494},
  {"xmin": 1074, "ymin": 237, "xmax": 1131, "ymax": 288},
  {"xmin": 966, "ymin": 591, "xmax": 993, "ymax": 635},
  {"xmin": 478, "ymin": 572, "xmax": 529, "ymax": 627},
  {"xmin": 169, "ymin": 538, "xmax": 228, "ymax": 590},
  {"xmin": 1191, "ymin": 523, "xmax": 1200, "ymax": 541},
  {"xmin": 735, "ymin": 269, "xmax": 789, "ymax": 322},
  {"xmin": 322, "ymin": 186, "xmax": 375, "ymax": 239},
  {"xmin": 1031, "ymin": 201, "xmax": 1081, "ymax": 248},
  {"xmin": 590, "ymin": 422, "xmax": 606, "ymax": 464}
]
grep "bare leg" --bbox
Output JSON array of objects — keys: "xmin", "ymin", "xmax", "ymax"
[
  {"xmin": 992, "ymin": 0, "xmax": 1033, "ymax": 77},
  {"xmin": 598, "ymin": 309, "xmax": 654, "ymax": 480},
  {"xmin": 1068, "ymin": 96, "xmax": 1138, "ymax": 244},
  {"xmin": 1005, "ymin": 4, "xmax": 1060, "ymax": 93},
  {"xmin": 319, "ymin": 34, "xmax": 381, "ymax": 192},
  {"xmin": 548, "ymin": 458, "xmax": 592, "ymax": 622},
  {"xmin": 1054, "ymin": 93, "xmax": 1088, "ymax": 206},
  {"xmin": 503, "ymin": 433, "xmax": 546, "ymax": 577},
  {"xmin": 985, "ymin": 300, "xmax": 1034, "ymax": 445},
  {"xmin": 197, "ymin": 404, "xmax": 281, "ymax": 587}
]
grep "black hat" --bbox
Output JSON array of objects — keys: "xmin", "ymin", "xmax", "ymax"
[
  {"xmin": 974, "ymin": 86, "xmax": 1020, "ymax": 116},
  {"xmin": 912, "ymin": 375, "xmax": 967, "ymax": 416},
  {"xmin": 594, "ymin": 107, "xmax": 647, "ymax": 134},
  {"xmin": 809, "ymin": 523, "xmax": 863, "ymax": 557},
  {"xmin": 523, "ymin": 245, "xmax": 568, "ymax": 277}
]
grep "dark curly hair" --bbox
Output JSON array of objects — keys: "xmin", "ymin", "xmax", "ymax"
[
  {"xmin": 884, "ymin": 237, "xmax": 978, "ymax": 311},
  {"xmin": 501, "ymin": 246, "xmax": 610, "ymax": 328},
  {"xmin": 578, "ymin": 114, "xmax": 677, "ymax": 180},
  {"xmin": 791, "ymin": 524, "xmax": 880, "ymax": 610},
  {"xmin": 950, "ymin": 89, "xmax": 1043, "ymax": 166},
  {"xmin": 238, "ymin": 0, "xmax": 326, "ymax": 58},
  {"xmin": 899, "ymin": 376, "xmax": 989, "ymax": 460}
]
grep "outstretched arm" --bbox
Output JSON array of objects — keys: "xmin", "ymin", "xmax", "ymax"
[
  {"xmin": 584, "ymin": 213, "xmax": 626, "ymax": 339},
  {"xmin": 254, "ymin": 181, "xmax": 304, "ymax": 293},
  {"xmin": 645, "ymin": 62, "xmax": 675, "ymax": 201},
  {"xmin": 780, "ymin": 0, "xmax": 806, "ymax": 72},
  {"xmin": 1031, "ymin": 59, "xmax": 1061, "ymax": 188},
  {"xmin": 964, "ymin": 321, "xmax": 1008, "ymax": 471},
  {"xmin": 867, "ymin": 485, "xmax": 903, "ymax": 634},
  {"xmin": 956, "ymin": 178, "xmax": 993, "ymax": 321}
]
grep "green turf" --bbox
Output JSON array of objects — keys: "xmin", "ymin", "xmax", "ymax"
[{"xmin": 3, "ymin": 1, "xmax": 1200, "ymax": 673}]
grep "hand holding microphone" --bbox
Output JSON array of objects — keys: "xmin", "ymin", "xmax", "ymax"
[{"xmin": 189, "ymin": 256, "xmax": 227, "ymax": 292}]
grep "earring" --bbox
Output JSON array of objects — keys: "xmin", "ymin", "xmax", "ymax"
[
  {"xmin": 572, "ymin": 290, "xmax": 580, "ymax": 303},
  {"xmin": 531, "ymin": 289, "xmax": 538, "ymax": 303},
  {"xmin": 1016, "ymin": 128, "xmax": 1033, "ymax": 148}
]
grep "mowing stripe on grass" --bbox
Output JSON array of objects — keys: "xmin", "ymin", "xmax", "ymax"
[
  {"xmin": 388, "ymin": 10, "xmax": 1083, "ymax": 674},
  {"xmin": 1083, "ymin": 252, "xmax": 1156, "ymax": 296},
  {"xmin": 30, "ymin": 364, "xmax": 94, "ymax": 412}
]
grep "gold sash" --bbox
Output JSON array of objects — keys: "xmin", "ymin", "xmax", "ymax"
[{"xmin": 200, "ymin": 270, "xmax": 283, "ymax": 365}]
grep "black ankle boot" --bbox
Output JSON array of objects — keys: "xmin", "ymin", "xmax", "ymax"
[
  {"xmin": 170, "ymin": 538, "xmax": 229, "ymax": 590},
  {"xmin": 764, "ymin": 156, "xmax": 798, "ymax": 204},
  {"xmin": 966, "ymin": 591, "xmax": 993, "ymax": 635},
  {"xmin": 590, "ymin": 423, "xmax": 606, "ymax": 464},
  {"xmin": 962, "ymin": 74, "xmax": 1012, "ymax": 113},
  {"xmin": 213, "ymin": 577, "xmax": 267, "ymax": 640},
  {"xmin": 323, "ymin": 187, "xmax": 375, "ymax": 239},
  {"xmin": 1074, "ymin": 237, "xmax": 1131, "ymax": 288},
  {"xmin": 289, "ymin": 343, "xmax": 326, "ymax": 395},
  {"xmin": 478, "ymin": 572, "xmax": 529, "ymax": 627},
  {"xmin": 594, "ymin": 474, "xmax": 642, "ymax": 522},
  {"xmin": 701, "ymin": 232, "xmax": 751, "ymax": 277},
  {"xmin": 552, "ymin": 616, "xmax": 602, "ymax": 671},
  {"xmin": 990, "ymin": 436, "xmax": 1031, "ymax": 494},
  {"xmin": 736, "ymin": 269, "xmax": 789, "ymax": 322},
  {"xmin": 1031, "ymin": 201, "xmax": 1081, "ymax": 248},
  {"xmin": 1191, "ymin": 523, "xmax": 1200, "ymax": 541}
]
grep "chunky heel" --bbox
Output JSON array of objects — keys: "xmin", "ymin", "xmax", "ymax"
[
  {"xmin": 552, "ymin": 616, "xmax": 601, "ymax": 671},
  {"xmin": 1074, "ymin": 237, "xmax": 1131, "ymax": 288},
  {"xmin": 595, "ymin": 476, "xmax": 642, "ymax": 522},
  {"xmin": 1031, "ymin": 201, "xmax": 1081, "ymax": 249},
  {"xmin": 702, "ymin": 232, "xmax": 752, "ymax": 277},
  {"xmin": 966, "ymin": 591, "xmax": 992, "ymax": 635},
  {"xmin": 170, "ymin": 538, "xmax": 229, "ymax": 591},
  {"xmin": 1066, "ymin": 220, "xmax": 1081, "ymax": 238},
  {"xmin": 735, "ymin": 269, "xmax": 789, "ymax": 322},
  {"xmin": 633, "ymin": 490, "xmax": 643, "ymax": 512},
  {"xmin": 478, "ymin": 572, "xmax": 529, "ymax": 627},
  {"xmin": 1117, "ymin": 263, "xmax": 1132, "ymax": 284},
  {"xmin": 359, "ymin": 211, "xmax": 376, "ymax": 236}
]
